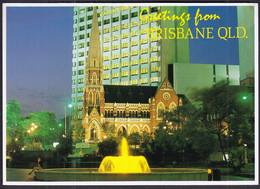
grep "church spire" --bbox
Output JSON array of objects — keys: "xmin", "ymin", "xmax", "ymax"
[
  {"xmin": 87, "ymin": 7, "xmax": 102, "ymax": 69},
  {"xmin": 85, "ymin": 6, "xmax": 103, "ymax": 85}
]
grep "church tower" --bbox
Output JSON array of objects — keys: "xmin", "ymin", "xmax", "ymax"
[{"xmin": 82, "ymin": 7, "xmax": 104, "ymax": 142}]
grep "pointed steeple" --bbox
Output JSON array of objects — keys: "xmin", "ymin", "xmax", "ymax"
[{"xmin": 87, "ymin": 6, "xmax": 102, "ymax": 69}]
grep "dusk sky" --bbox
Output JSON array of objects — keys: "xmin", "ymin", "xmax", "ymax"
[
  {"xmin": 5, "ymin": 5, "xmax": 239, "ymax": 120},
  {"xmin": 6, "ymin": 7, "xmax": 73, "ymax": 119}
]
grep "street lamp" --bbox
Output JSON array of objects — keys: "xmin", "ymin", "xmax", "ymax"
[{"xmin": 64, "ymin": 104, "xmax": 73, "ymax": 137}]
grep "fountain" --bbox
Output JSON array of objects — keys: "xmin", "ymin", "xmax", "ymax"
[
  {"xmin": 98, "ymin": 138, "xmax": 151, "ymax": 173},
  {"xmin": 35, "ymin": 138, "xmax": 210, "ymax": 181}
]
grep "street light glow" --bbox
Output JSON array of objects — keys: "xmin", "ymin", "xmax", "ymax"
[
  {"xmin": 27, "ymin": 130, "xmax": 31, "ymax": 133},
  {"xmin": 68, "ymin": 104, "xmax": 73, "ymax": 108},
  {"xmin": 242, "ymin": 96, "xmax": 248, "ymax": 100},
  {"xmin": 31, "ymin": 127, "xmax": 34, "ymax": 131},
  {"xmin": 34, "ymin": 125, "xmax": 38, "ymax": 128}
]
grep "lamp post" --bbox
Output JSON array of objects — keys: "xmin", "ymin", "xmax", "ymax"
[{"xmin": 64, "ymin": 104, "xmax": 73, "ymax": 137}]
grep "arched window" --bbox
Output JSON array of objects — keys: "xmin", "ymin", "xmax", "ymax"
[
  {"xmin": 96, "ymin": 92, "xmax": 100, "ymax": 105},
  {"xmin": 94, "ymin": 60, "xmax": 96, "ymax": 67},
  {"xmin": 92, "ymin": 72, "xmax": 97, "ymax": 84},
  {"xmin": 157, "ymin": 102, "xmax": 165, "ymax": 119},
  {"xmin": 105, "ymin": 110, "xmax": 108, "ymax": 117},
  {"xmin": 169, "ymin": 102, "xmax": 177, "ymax": 111},
  {"xmin": 89, "ymin": 92, "xmax": 93, "ymax": 105}
]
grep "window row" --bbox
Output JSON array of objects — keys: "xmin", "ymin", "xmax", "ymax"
[{"xmin": 105, "ymin": 110, "xmax": 150, "ymax": 118}]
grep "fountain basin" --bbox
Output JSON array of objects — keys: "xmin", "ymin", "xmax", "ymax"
[{"xmin": 35, "ymin": 168, "xmax": 209, "ymax": 181}]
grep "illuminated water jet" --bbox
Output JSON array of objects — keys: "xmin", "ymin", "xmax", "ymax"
[{"xmin": 98, "ymin": 138, "xmax": 151, "ymax": 173}]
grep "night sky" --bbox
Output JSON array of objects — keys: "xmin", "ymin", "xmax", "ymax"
[
  {"xmin": 5, "ymin": 5, "xmax": 239, "ymax": 120},
  {"xmin": 6, "ymin": 7, "xmax": 73, "ymax": 119}
]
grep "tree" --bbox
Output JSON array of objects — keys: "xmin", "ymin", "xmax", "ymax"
[
  {"xmin": 127, "ymin": 132, "xmax": 141, "ymax": 149},
  {"xmin": 98, "ymin": 138, "xmax": 118, "ymax": 157},
  {"xmin": 192, "ymin": 82, "xmax": 254, "ymax": 163},
  {"xmin": 102, "ymin": 122, "xmax": 115, "ymax": 138},
  {"xmin": 21, "ymin": 111, "xmax": 58, "ymax": 147},
  {"xmin": 56, "ymin": 129, "xmax": 73, "ymax": 158},
  {"xmin": 6, "ymin": 100, "xmax": 23, "ymax": 153},
  {"xmin": 71, "ymin": 109, "xmax": 85, "ymax": 143}
]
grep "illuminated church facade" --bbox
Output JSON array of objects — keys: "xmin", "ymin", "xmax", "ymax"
[{"xmin": 82, "ymin": 7, "xmax": 184, "ymax": 142}]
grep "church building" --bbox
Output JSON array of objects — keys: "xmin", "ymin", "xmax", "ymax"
[{"xmin": 82, "ymin": 7, "xmax": 185, "ymax": 143}]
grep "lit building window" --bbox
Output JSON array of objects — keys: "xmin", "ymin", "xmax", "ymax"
[
  {"xmin": 79, "ymin": 9, "xmax": 85, "ymax": 14},
  {"xmin": 78, "ymin": 78, "xmax": 84, "ymax": 84},
  {"xmin": 78, "ymin": 96, "xmax": 84, "ymax": 102},
  {"xmin": 79, "ymin": 52, "xmax": 84, "ymax": 57},
  {"xmin": 112, "ymin": 8, "xmax": 119, "ymax": 14},
  {"xmin": 104, "ymin": 10, "xmax": 110, "ymax": 16},
  {"xmin": 151, "ymin": 56, "xmax": 159, "ymax": 62},
  {"xmin": 130, "ymin": 40, "xmax": 138, "ymax": 46},
  {"xmin": 112, "ymin": 63, "xmax": 119, "ymax": 69},
  {"xmin": 103, "ymin": 37, "xmax": 110, "ymax": 43},
  {"xmin": 130, "ymin": 60, "xmax": 138, "ymax": 66},
  {"xmin": 130, "ymin": 21, "xmax": 138, "ymax": 27},
  {"xmin": 141, "ymin": 68, "xmax": 148, "ymax": 74},
  {"xmin": 79, "ymin": 43, "xmax": 84, "ymax": 48},
  {"xmin": 112, "ymin": 73, "xmax": 119, "ymax": 78},
  {"xmin": 103, "ymin": 28, "xmax": 110, "ymax": 34},
  {"xmin": 122, "ymin": 42, "xmax": 128, "ymax": 48},
  {"xmin": 151, "ymin": 77, "xmax": 159, "ymax": 82},
  {"xmin": 112, "ymin": 26, "xmax": 119, "ymax": 32},
  {"xmin": 131, "ymin": 70, "xmax": 138, "ymax": 75},
  {"xmin": 151, "ymin": 46, "xmax": 158, "ymax": 52},
  {"xmin": 140, "ymin": 78, "xmax": 148, "ymax": 84},
  {"xmin": 130, "ymin": 30, "xmax": 138, "ymax": 37},
  {"xmin": 78, "ymin": 70, "xmax": 84, "ymax": 75},
  {"xmin": 122, "ymin": 24, "xmax": 128, "ymax": 29},
  {"xmin": 103, "ymin": 74, "xmax": 109, "ymax": 79},
  {"xmin": 121, "ymin": 33, "xmax": 128, "ymax": 39},
  {"xmin": 121, "ymin": 6, "xmax": 128, "ymax": 11},
  {"xmin": 112, "ymin": 54, "xmax": 119, "ymax": 59},
  {"xmin": 104, "ymin": 46, "xmax": 110, "ymax": 52},
  {"xmin": 112, "ymin": 44, "xmax": 119, "ymax": 50},
  {"xmin": 151, "ymin": 66, "xmax": 159, "ymax": 72},
  {"xmin": 79, "ymin": 61, "xmax": 84, "ymax": 66},
  {"xmin": 121, "ymin": 71, "xmax": 128, "ymax": 77},
  {"xmin": 112, "ymin": 35, "xmax": 119, "ymax": 41},
  {"xmin": 121, "ymin": 52, "xmax": 129, "ymax": 58},
  {"xmin": 103, "ymin": 65, "xmax": 110, "ymax": 70},
  {"xmin": 141, "ymin": 38, "xmax": 148, "ymax": 44},
  {"xmin": 80, "ymin": 17, "xmax": 85, "ymax": 22},
  {"xmin": 120, "ymin": 81, "xmax": 128, "ymax": 85},
  {"xmin": 121, "ymin": 62, "xmax": 128, "ymax": 67},
  {"xmin": 141, "ymin": 48, "xmax": 148, "ymax": 54},
  {"xmin": 140, "ymin": 58, "xmax": 148, "ymax": 64},
  {"xmin": 130, "ymin": 80, "xmax": 138, "ymax": 85},
  {"xmin": 78, "ymin": 87, "xmax": 84, "ymax": 93},
  {"xmin": 131, "ymin": 50, "xmax": 138, "ymax": 56},
  {"xmin": 103, "ymin": 56, "xmax": 110, "ymax": 61}
]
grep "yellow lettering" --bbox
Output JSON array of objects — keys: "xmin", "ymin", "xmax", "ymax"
[
  {"xmin": 140, "ymin": 8, "xmax": 149, "ymax": 22},
  {"xmin": 206, "ymin": 27, "xmax": 214, "ymax": 39},
  {"xmin": 169, "ymin": 28, "xmax": 176, "ymax": 39},
  {"xmin": 196, "ymin": 27, "xmax": 205, "ymax": 39},
  {"xmin": 156, "ymin": 28, "xmax": 163, "ymax": 39},
  {"xmin": 185, "ymin": 28, "xmax": 194, "ymax": 39},
  {"xmin": 177, "ymin": 28, "xmax": 184, "ymax": 39},
  {"xmin": 228, "ymin": 27, "xmax": 236, "ymax": 38},
  {"xmin": 218, "ymin": 27, "xmax": 228, "ymax": 41},
  {"xmin": 237, "ymin": 27, "xmax": 247, "ymax": 38},
  {"xmin": 146, "ymin": 28, "xmax": 155, "ymax": 39}
]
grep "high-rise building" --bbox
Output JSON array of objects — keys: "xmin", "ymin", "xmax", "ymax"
[
  {"xmin": 72, "ymin": 6, "xmax": 169, "ymax": 118},
  {"xmin": 72, "ymin": 5, "xmax": 241, "ymax": 118}
]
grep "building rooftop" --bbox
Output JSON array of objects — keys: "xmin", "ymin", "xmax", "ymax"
[{"xmin": 104, "ymin": 85, "xmax": 157, "ymax": 103}]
